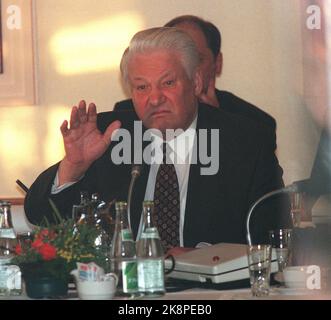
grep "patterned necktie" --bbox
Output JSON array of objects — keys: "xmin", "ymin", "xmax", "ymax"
[{"xmin": 153, "ymin": 143, "xmax": 180, "ymax": 251}]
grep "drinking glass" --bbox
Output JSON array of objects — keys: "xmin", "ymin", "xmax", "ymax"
[
  {"xmin": 16, "ymin": 232, "xmax": 33, "ymax": 251},
  {"xmin": 246, "ymin": 244, "xmax": 272, "ymax": 297},
  {"xmin": 269, "ymin": 229, "xmax": 292, "ymax": 273}
]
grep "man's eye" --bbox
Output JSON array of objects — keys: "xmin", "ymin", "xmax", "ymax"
[
  {"xmin": 163, "ymin": 80, "xmax": 175, "ymax": 87},
  {"xmin": 137, "ymin": 85, "xmax": 147, "ymax": 91}
]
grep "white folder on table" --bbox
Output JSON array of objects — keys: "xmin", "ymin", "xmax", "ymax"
[{"xmin": 165, "ymin": 243, "xmax": 278, "ymax": 284}]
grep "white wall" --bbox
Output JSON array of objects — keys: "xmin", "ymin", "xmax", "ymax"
[{"xmin": 0, "ymin": 0, "xmax": 323, "ymax": 198}]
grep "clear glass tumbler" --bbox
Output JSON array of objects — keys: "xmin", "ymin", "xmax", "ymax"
[
  {"xmin": 247, "ymin": 244, "xmax": 272, "ymax": 297},
  {"xmin": 269, "ymin": 228, "xmax": 292, "ymax": 273}
]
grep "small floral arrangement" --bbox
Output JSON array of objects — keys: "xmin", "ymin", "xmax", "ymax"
[{"xmin": 12, "ymin": 201, "xmax": 109, "ymax": 282}]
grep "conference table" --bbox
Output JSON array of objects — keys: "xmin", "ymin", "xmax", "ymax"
[{"xmin": 6, "ymin": 205, "xmax": 331, "ymax": 301}]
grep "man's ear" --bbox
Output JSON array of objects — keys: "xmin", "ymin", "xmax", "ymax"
[
  {"xmin": 193, "ymin": 69, "xmax": 203, "ymax": 96},
  {"xmin": 215, "ymin": 52, "xmax": 223, "ymax": 76}
]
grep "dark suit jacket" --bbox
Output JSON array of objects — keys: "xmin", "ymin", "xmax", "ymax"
[
  {"xmin": 24, "ymin": 104, "xmax": 291, "ymax": 246},
  {"xmin": 113, "ymin": 89, "xmax": 276, "ymax": 131},
  {"xmin": 309, "ymin": 128, "xmax": 331, "ymax": 195},
  {"xmin": 215, "ymin": 90, "xmax": 276, "ymax": 131}
]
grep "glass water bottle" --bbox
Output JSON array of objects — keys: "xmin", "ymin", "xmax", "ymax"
[
  {"xmin": 72, "ymin": 191, "xmax": 89, "ymax": 222},
  {"xmin": 110, "ymin": 201, "xmax": 138, "ymax": 297},
  {"xmin": 0, "ymin": 201, "xmax": 22, "ymax": 296},
  {"xmin": 90, "ymin": 193, "xmax": 112, "ymax": 272},
  {"xmin": 0, "ymin": 201, "xmax": 17, "ymax": 264},
  {"xmin": 73, "ymin": 193, "xmax": 111, "ymax": 272},
  {"xmin": 136, "ymin": 201, "xmax": 165, "ymax": 297}
]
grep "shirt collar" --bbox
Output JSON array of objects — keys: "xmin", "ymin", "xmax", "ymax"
[{"xmin": 151, "ymin": 116, "xmax": 197, "ymax": 164}]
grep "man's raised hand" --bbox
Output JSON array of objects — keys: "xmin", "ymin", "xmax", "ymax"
[{"xmin": 58, "ymin": 100, "xmax": 121, "ymax": 185}]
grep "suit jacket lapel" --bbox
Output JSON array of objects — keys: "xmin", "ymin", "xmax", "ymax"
[
  {"xmin": 183, "ymin": 105, "xmax": 224, "ymax": 246},
  {"xmin": 184, "ymin": 106, "xmax": 211, "ymax": 245}
]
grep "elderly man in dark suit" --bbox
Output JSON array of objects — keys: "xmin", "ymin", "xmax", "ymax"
[{"xmin": 25, "ymin": 27, "xmax": 291, "ymax": 249}]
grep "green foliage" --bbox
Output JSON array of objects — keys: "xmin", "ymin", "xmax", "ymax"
[{"xmin": 12, "ymin": 202, "xmax": 110, "ymax": 281}]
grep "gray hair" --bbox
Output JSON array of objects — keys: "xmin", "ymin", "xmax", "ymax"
[{"xmin": 120, "ymin": 27, "xmax": 200, "ymax": 89}]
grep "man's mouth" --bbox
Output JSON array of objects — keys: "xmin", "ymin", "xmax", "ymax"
[{"xmin": 150, "ymin": 109, "xmax": 171, "ymax": 118}]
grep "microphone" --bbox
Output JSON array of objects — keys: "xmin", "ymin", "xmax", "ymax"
[
  {"xmin": 246, "ymin": 183, "xmax": 299, "ymax": 246},
  {"xmin": 127, "ymin": 165, "xmax": 142, "ymax": 230},
  {"xmin": 16, "ymin": 179, "xmax": 29, "ymax": 193},
  {"xmin": 130, "ymin": 165, "xmax": 142, "ymax": 179}
]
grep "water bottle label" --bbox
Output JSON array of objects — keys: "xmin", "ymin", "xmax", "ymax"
[
  {"xmin": 141, "ymin": 227, "xmax": 160, "ymax": 239},
  {"xmin": 122, "ymin": 261, "xmax": 138, "ymax": 293},
  {"xmin": 0, "ymin": 269, "xmax": 8, "ymax": 290},
  {"xmin": 6, "ymin": 266, "xmax": 21, "ymax": 291},
  {"xmin": 121, "ymin": 229, "xmax": 133, "ymax": 242},
  {"xmin": 0, "ymin": 265, "xmax": 21, "ymax": 295},
  {"xmin": 0, "ymin": 229, "xmax": 16, "ymax": 239},
  {"xmin": 138, "ymin": 259, "xmax": 164, "ymax": 291}
]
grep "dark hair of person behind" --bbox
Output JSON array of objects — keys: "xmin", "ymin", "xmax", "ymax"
[{"xmin": 164, "ymin": 15, "xmax": 221, "ymax": 59}]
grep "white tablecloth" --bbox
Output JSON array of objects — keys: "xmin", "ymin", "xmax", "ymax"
[{"xmin": 2, "ymin": 286, "xmax": 330, "ymax": 300}]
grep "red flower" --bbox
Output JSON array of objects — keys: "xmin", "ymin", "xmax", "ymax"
[
  {"xmin": 31, "ymin": 238, "xmax": 43, "ymax": 249},
  {"xmin": 15, "ymin": 244, "xmax": 22, "ymax": 255},
  {"xmin": 34, "ymin": 229, "xmax": 57, "ymax": 242},
  {"xmin": 38, "ymin": 243, "xmax": 57, "ymax": 261},
  {"xmin": 39, "ymin": 229, "xmax": 49, "ymax": 238}
]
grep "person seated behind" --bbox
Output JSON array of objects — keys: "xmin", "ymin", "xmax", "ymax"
[
  {"xmin": 114, "ymin": 15, "xmax": 276, "ymax": 133},
  {"xmin": 298, "ymin": 127, "xmax": 331, "ymax": 220},
  {"xmin": 24, "ymin": 27, "xmax": 291, "ymax": 252}
]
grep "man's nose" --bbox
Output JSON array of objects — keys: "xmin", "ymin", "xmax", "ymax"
[{"xmin": 148, "ymin": 87, "xmax": 166, "ymax": 106}]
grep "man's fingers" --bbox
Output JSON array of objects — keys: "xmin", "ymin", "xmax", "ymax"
[
  {"xmin": 78, "ymin": 100, "xmax": 87, "ymax": 109},
  {"xmin": 78, "ymin": 100, "xmax": 87, "ymax": 123},
  {"xmin": 103, "ymin": 120, "xmax": 122, "ymax": 146},
  {"xmin": 60, "ymin": 120, "xmax": 69, "ymax": 136},
  {"xmin": 87, "ymin": 103, "xmax": 97, "ymax": 123},
  {"xmin": 66, "ymin": 101, "xmax": 96, "ymax": 132},
  {"xmin": 69, "ymin": 106, "xmax": 80, "ymax": 129}
]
